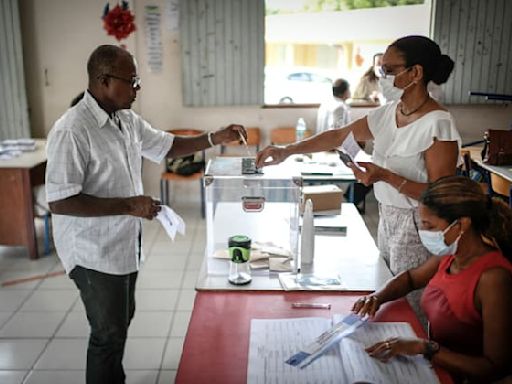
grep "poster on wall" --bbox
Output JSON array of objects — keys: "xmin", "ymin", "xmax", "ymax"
[
  {"xmin": 165, "ymin": 0, "xmax": 179, "ymax": 32},
  {"xmin": 144, "ymin": 5, "xmax": 163, "ymax": 73}
]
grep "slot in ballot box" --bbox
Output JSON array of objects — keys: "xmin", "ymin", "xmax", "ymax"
[{"xmin": 203, "ymin": 157, "xmax": 302, "ymax": 276}]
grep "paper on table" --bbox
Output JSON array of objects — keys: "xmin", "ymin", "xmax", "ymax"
[
  {"xmin": 247, "ymin": 317, "xmax": 346, "ymax": 384},
  {"xmin": 338, "ymin": 321, "xmax": 439, "ymax": 384},
  {"xmin": 156, "ymin": 205, "xmax": 186, "ymax": 240}
]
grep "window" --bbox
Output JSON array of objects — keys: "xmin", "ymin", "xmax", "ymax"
[{"xmin": 264, "ymin": 0, "xmax": 430, "ymax": 105}]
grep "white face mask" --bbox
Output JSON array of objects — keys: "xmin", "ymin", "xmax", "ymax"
[
  {"xmin": 378, "ymin": 68, "xmax": 413, "ymax": 102},
  {"xmin": 418, "ymin": 220, "xmax": 462, "ymax": 257}
]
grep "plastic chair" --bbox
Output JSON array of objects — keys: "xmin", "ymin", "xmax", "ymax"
[
  {"xmin": 220, "ymin": 127, "xmax": 261, "ymax": 154},
  {"xmin": 270, "ymin": 127, "xmax": 312, "ymax": 145},
  {"xmin": 160, "ymin": 129, "xmax": 206, "ymax": 217}
]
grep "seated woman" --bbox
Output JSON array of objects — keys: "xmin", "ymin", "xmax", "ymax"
[{"xmin": 353, "ymin": 176, "xmax": 512, "ymax": 383}]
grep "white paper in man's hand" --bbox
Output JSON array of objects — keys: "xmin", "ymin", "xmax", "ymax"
[{"xmin": 156, "ymin": 205, "xmax": 186, "ymax": 240}]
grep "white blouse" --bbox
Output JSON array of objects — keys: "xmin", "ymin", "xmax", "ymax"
[{"xmin": 367, "ymin": 101, "xmax": 461, "ymax": 209}]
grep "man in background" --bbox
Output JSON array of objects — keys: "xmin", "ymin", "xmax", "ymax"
[{"xmin": 316, "ymin": 78, "xmax": 351, "ymax": 134}]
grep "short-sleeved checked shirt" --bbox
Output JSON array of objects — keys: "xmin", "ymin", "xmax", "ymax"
[{"xmin": 46, "ymin": 91, "xmax": 174, "ymax": 275}]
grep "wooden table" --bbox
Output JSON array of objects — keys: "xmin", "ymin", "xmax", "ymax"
[
  {"xmin": 0, "ymin": 140, "xmax": 47, "ymax": 259},
  {"xmin": 176, "ymin": 291, "xmax": 453, "ymax": 384}
]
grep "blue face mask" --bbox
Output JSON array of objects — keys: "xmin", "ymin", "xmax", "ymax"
[{"xmin": 418, "ymin": 220, "xmax": 462, "ymax": 256}]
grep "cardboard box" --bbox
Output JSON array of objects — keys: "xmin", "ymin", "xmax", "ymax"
[{"xmin": 302, "ymin": 184, "xmax": 343, "ymax": 213}]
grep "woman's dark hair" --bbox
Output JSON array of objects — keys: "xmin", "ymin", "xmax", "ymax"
[
  {"xmin": 390, "ymin": 35, "xmax": 454, "ymax": 85},
  {"xmin": 420, "ymin": 176, "xmax": 512, "ymax": 261},
  {"xmin": 332, "ymin": 78, "xmax": 349, "ymax": 98}
]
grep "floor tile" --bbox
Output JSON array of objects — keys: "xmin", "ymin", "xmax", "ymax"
[
  {"xmin": 0, "ymin": 370, "xmax": 27, "ymax": 384},
  {"xmin": 0, "ymin": 312, "xmax": 66, "ymax": 338},
  {"xmin": 170, "ymin": 312, "xmax": 192, "ymax": 337},
  {"xmin": 157, "ymin": 369, "xmax": 176, "ymax": 384},
  {"xmin": 176, "ymin": 290, "xmax": 196, "ymax": 311},
  {"xmin": 34, "ymin": 339, "xmax": 87, "ymax": 370},
  {"xmin": 0, "ymin": 271, "xmax": 39, "ymax": 290},
  {"xmin": 181, "ymin": 270, "xmax": 199, "ymax": 289},
  {"xmin": 123, "ymin": 338, "xmax": 166, "ymax": 370},
  {"xmin": 0, "ymin": 291, "xmax": 33, "ymax": 312},
  {"xmin": 24, "ymin": 370, "xmax": 85, "ymax": 384},
  {"xmin": 54, "ymin": 312, "xmax": 89, "ymax": 338},
  {"xmin": 136, "ymin": 271, "xmax": 183, "ymax": 290},
  {"xmin": 161, "ymin": 337, "xmax": 184, "ymax": 369},
  {"xmin": 0, "ymin": 340, "xmax": 47, "ymax": 369},
  {"xmin": 126, "ymin": 370, "xmax": 159, "ymax": 384},
  {"xmin": 128, "ymin": 312, "xmax": 173, "ymax": 338},
  {"xmin": 0, "ymin": 312, "xmax": 13, "ymax": 329},
  {"xmin": 135, "ymin": 290, "xmax": 179, "ymax": 311},
  {"xmin": 18, "ymin": 290, "xmax": 77, "ymax": 312},
  {"xmin": 142, "ymin": 253, "xmax": 188, "ymax": 270},
  {"xmin": 151, "ymin": 241, "xmax": 191, "ymax": 254},
  {"xmin": 38, "ymin": 274, "xmax": 75, "ymax": 290}
]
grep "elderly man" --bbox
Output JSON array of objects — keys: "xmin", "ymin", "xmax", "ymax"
[{"xmin": 46, "ymin": 44, "xmax": 244, "ymax": 384}]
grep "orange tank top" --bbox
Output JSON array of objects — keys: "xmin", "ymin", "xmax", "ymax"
[{"xmin": 420, "ymin": 251, "xmax": 512, "ymax": 355}]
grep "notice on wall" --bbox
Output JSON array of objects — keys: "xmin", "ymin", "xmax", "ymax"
[
  {"xmin": 165, "ymin": 0, "xmax": 180, "ymax": 32},
  {"xmin": 144, "ymin": 5, "xmax": 163, "ymax": 73}
]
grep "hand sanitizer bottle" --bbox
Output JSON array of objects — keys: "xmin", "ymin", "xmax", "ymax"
[{"xmin": 228, "ymin": 235, "xmax": 252, "ymax": 285}]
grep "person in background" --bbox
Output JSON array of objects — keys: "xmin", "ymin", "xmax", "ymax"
[
  {"xmin": 315, "ymin": 78, "xmax": 351, "ymax": 134},
  {"xmin": 353, "ymin": 176, "xmax": 512, "ymax": 384},
  {"xmin": 353, "ymin": 53, "xmax": 383, "ymax": 102},
  {"xmin": 257, "ymin": 35, "xmax": 461, "ymax": 320},
  {"xmin": 45, "ymin": 44, "xmax": 245, "ymax": 384}
]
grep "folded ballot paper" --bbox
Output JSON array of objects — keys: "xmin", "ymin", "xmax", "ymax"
[
  {"xmin": 156, "ymin": 205, "xmax": 186, "ymax": 240},
  {"xmin": 247, "ymin": 314, "xmax": 439, "ymax": 384}
]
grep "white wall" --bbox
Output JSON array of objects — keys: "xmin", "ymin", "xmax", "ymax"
[{"xmin": 19, "ymin": 0, "xmax": 512, "ymax": 199}]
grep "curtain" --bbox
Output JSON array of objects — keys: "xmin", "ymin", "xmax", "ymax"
[{"xmin": 0, "ymin": 0, "xmax": 30, "ymax": 140}]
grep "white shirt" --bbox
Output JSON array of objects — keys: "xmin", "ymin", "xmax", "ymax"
[
  {"xmin": 316, "ymin": 97, "xmax": 351, "ymax": 134},
  {"xmin": 367, "ymin": 101, "xmax": 461, "ymax": 209},
  {"xmin": 46, "ymin": 91, "xmax": 174, "ymax": 274}
]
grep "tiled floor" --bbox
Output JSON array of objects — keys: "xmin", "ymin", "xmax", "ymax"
[{"xmin": 0, "ymin": 190, "xmax": 379, "ymax": 384}]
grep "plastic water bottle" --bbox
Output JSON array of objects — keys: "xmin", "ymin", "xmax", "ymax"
[{"xmin": 296, "ymin": 118, "xmax": 307, "ymax": 142}]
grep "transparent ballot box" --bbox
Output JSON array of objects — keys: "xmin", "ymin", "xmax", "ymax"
[{"xmin": 204, "ymin": 157, "xmax": 302, "ymax": 276}]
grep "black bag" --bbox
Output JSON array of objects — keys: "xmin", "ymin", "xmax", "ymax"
[{"xmin": 166, "ymin": 154, "xmax": 205, "ymax": 176}]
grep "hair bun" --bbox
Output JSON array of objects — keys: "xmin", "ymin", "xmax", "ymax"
[{"xmin": 431, "ymin": 54, "xmax": 454, "ymax": 85}]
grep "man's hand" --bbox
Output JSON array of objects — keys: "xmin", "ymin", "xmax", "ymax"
[
  {"xmin": 212, "ymin": 124, "xmax": 247, "ymax": 145},
  {"xmin": 256, "ymin": 145, "xmax": 290, "ymax": 168},
  {"xmin": 127, "ymin": 196, "xmax": 161, "ymax": 220}
]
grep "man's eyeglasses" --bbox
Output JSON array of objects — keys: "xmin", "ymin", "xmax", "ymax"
[{"xmin": 102, "ymin": 74, "xmax": 141, "ymax": 88}]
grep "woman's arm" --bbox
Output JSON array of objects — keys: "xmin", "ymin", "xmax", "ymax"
[
  {"xmin": 351, "ymin": 139, "xmax": 459, "ymax": 200},
  {"xmin": 352, "ymin": 256, "xmax": 440, "ymax": 317},
  {"xmin": 256, "ymin": 117, "xmax": 373, "ymax": 167}
]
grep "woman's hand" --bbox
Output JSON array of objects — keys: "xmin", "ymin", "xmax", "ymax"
[
  {"xmin": 214, "ymin": 124, "xmax": 247, "ymax": 144},
  {"xmin": 256, "ymin": 145, "xmax": 290, "ymax": 168},
  {"xmin": 352, "ymin": 295, "xmax": 381, "ymax": 318},
  {"xmin": 349, "ymin": 162, "xmax": 387, "ymax": 186},
  {"xmin": 366, "ymin": 338, "xmax": 426, "ymax": 363}
]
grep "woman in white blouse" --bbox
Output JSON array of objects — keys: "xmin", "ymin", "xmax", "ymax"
[{"xmin": 257, "ymin": 35, "xmax": 461, "ymax": 306}]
